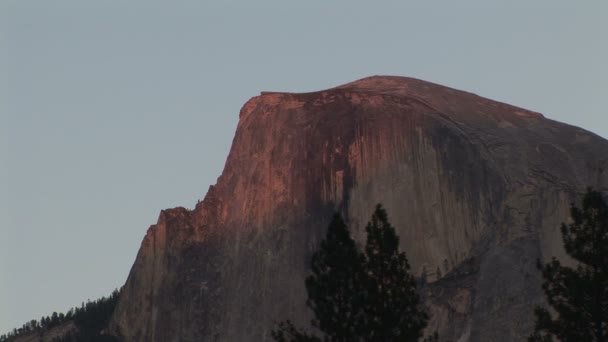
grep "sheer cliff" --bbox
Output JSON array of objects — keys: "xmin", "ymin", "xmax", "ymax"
[{"xmin": 108, "ymin": 76, "xmax": 608, "ymax": 341}]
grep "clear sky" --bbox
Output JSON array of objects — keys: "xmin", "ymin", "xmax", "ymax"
[{"xmin": 1, "ymin": 0, "xmax": 606, "ymax": 334}]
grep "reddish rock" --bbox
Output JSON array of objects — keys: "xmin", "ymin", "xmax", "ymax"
[{"xmin": 108, "ymin": 76, "xmax": 608, "ymax": 341}]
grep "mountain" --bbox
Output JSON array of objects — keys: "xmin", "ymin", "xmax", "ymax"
[{"xmin": 107, "ymin": 76, "xmax": 608, "ymax": 341}]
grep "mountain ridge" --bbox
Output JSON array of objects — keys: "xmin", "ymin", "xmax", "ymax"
[{"xmin": 259, "ymin": 76, "xmax": 544, "ymax": 120}]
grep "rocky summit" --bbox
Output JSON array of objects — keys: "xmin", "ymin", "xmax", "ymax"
[{"xmin": 107, "ymin": 76, "xmax": 608, "ymax": 341}]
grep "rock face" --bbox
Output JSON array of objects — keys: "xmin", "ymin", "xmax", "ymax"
[{"xmin": 108, "ymin": 76, "xmax": 608, "ymax": 341}]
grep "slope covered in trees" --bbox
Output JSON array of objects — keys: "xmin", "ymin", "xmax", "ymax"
[{"xmin": 0, "ymin": 290, "xmax": 120, "ymax": 342}]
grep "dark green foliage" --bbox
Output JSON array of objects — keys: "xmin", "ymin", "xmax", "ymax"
[
  {"xmin": 306, "ymin": 213, "xmax": 367, "ymax": 341},
  {"xmin": 273, "ymin": 205, "xmax": 430, "ymax": 342},
  {"xmin": 0, "ymin": 289, "xmax": 121, "ymax": 342},
  {"xmin": 529, "ymin": 188, "xmax": 608, "ymax": 342},
  {"xmin": 271, "ymin": 214, "xmax": 364, "ymax": 342},
  {"xmin": 361, "ymin": 205, "xmax": 428, "ymax": 342},
  {"xmin": 69, "ymin": 289, "xmax": 121, "ymax": 342}
]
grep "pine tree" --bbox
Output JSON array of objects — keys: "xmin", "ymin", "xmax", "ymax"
[
  {"xmin": 306, "ymin": 213, "xmax": 366, "ymax": 341},
  {"xmin": 273, "ymin": 205, "xmax": 430, "ymax": 341},
  {"xmin": 529, "ymin": 188, "xmax": 608, "ymax": 341},
  {"xmin": 272, "ymin": 213, "xmax": 364, "ymax": 342},
  {"xmin": 360, "ymin": 204, "xmax": 428, "ymax": 342}
]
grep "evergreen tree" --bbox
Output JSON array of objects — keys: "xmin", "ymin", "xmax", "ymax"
[
  {"xmin": 360, "ymin": 205, "xmax": 428, "ymax": 342},
  {"xmin": 305, "ymin": 213, "xmax": 367, "ymax": 341},
  {"xmin": 273, "ymin": 205, "xmax": 430, "ymax": 341},
  {"xmin": 529, "ymin": 188, "xmax": 608, "ymax": 342},
  {"xmin": 272, "ymin": 213, "xmax": 364, "ymax": 342}
]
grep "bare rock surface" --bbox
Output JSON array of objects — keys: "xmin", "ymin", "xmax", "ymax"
[{"xmin": 108, "ymin": 76, "xmax": 608, "ymax": 341}]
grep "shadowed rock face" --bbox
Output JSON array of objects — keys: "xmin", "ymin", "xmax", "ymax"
[{"xmin": 108, "ymin": 76, "xmax": 608, "ymax": 342}]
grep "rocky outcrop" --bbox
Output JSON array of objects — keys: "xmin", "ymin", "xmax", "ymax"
[{"xmin": 108, "ymin": 76, "xmax": 608, "ymax": 341}]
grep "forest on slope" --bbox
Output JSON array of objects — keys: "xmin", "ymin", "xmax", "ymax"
[{"xmin": 1, "ymin": 290, "xmax": 120, "ymax": 342}]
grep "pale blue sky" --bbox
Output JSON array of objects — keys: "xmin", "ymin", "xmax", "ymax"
[{"xmin": 1, "ymin": 0, "xmax": 606, "ymax": 334}]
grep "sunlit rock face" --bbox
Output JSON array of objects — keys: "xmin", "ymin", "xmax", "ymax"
[{"xmin": 108, "ymin": 76, "xmax": 608, "ymax": 342}]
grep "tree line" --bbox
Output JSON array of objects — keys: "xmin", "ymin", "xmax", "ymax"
[{"xmin": 0, "ymin": 289, "xmax": 120, "ymax": 342}]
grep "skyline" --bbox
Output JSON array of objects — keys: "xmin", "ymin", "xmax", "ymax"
[{"xmin": 2, "ymin": 0, "xmax": 607, "ymax": 334}]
